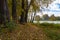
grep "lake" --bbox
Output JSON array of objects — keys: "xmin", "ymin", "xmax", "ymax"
[{"xmin": 33, "ymin": 21, "xmax": 60, "ymax": 24}]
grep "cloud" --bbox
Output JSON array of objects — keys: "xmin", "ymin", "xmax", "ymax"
[
  {"xmin": 56, "ymin": 3, "xmax": 60, "ymax": 8},
  {"xmin": 43, "ymin": 0, "xmax": 60, "ymax": 16}
]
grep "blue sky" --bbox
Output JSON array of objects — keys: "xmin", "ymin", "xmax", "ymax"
[{"xmin": 43, "ymin": 0, "xmax": 60, "ymax": 16}]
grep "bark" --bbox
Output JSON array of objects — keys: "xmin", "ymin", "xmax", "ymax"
[
  {"xmin": 20, "ymin": 0, "xmax": 25, "ymax": 24},
  {"xmin": 33, "ymin": 11, "xmax": 36, "ymax": 21},
  {"xmin": 25, "ymin": 0, "xmax": 28, "ymax": 23},
  {"xmin": 0, "ymin": 0, "xmax": 10, "ymax": 24},
  {"xmin": 25, "ymin": 10, "xmax": 28, "ymax": 23},
  {"xmin": 31, "ymin": 13, "xmax": 33, "ymax": 23},
  {"xmin": 25, "ymin": 0, "xmax": 35, "ymax": 23},
  {"xmin": 4, "ymin": 0, "xmax": 10, "ymax": 22},
  {"xmin": 20, "ymin": 12, "xmax": 25, "ymax": 24},
  {"xmin": 12, "ymin": 0, "xmax": 17, "ymax": 22},
  {"xmin": 20, "ymin": 0, "xmax": 34, "ymax": 23},
  {"xmin": 0, "ymin": 0, "xmax": 5, "ymax": 24}
]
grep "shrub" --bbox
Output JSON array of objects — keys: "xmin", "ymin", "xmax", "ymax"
[{"xmin": 6, "ymin": 21, "xmax": 17, "ymax": 32}]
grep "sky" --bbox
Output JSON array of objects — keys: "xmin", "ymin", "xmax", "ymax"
[{"xmin": 38, "ymin": 0, "xmax": 60, "ymax": 17}]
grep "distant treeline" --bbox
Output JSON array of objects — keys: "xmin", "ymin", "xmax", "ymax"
[{"xmin": 34, "ymin": 14, "xmax": 60, "ymax": 21}]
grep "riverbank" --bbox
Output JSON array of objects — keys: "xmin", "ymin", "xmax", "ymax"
[
  {"xmin": 0, "ymin": 23, "xmax": 47, "ymax": 40},
  {"xmin": 0, "ymin": 23, "xmax": 60, "ymax": 40},
  {"xmin": 34, "ymin": 23, "xmax": 60, "ymax": 40}
]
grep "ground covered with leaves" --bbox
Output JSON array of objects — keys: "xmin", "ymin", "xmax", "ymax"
[{"xmin": 0, "ymin": 23, "xmax": 60, "ymax": 40}]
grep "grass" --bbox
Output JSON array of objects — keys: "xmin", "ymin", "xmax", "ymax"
[
  {"xmin": 34, "ymin": 23, "xmax": 60, "ymax": 40},
  {"xmin": 0, "ymin": 22, "xmax": 60, "ymax": 40},
  {"xmin": 0, "ymin": 23, "xmax": 47, "ymax": 40}
]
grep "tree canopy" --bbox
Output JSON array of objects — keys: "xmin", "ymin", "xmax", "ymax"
[{"xmin": 0, "ymin": 0, "xmax": 55, "ymax": 24}]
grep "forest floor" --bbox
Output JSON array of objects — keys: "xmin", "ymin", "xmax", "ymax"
[{"xmin": 0, "ymin": 23, "xmax": 60, "ymax": 40}]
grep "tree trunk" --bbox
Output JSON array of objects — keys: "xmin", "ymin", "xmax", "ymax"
[
  {"xmin": 12, "ymin": 0, "xmax": 17, "ymax": 22},
  {"xmin": 0, "ymin": 0, "xmax": 10, "ymax": 24},
  {"xmin": 32, "ymin": 11, "xmax": 36, "ymax": 22},
  {"xmin": 31, "ymin": 13, "xmax": 33, "ymax": 23},
  {"xmin": 20, "ymin": 0, "xmax": 25, "ymax": 24},
  {"xmin": 25, "ymin": 0, "xmax": 34, "ymax": 23},
  {"xmin": 20, "ymin": 12, "xmax": 25, "ymax": 24},
  {"xmin": 20, "ymin": 0, "xmax": 34, "ymax": 24},
  {"xmin": 25, "ymin": 10, "xmax": 28, "ymax": 23},
  {"xmin": 25, "ymin": 0, "xmax": 28, "ymax": 23},
  {"xmin": 4, "ymin": 0, "xmax": 10, "ymax": 22},
  {"xmin": 0, "ymin": 0, "xmax": 5, "ymax": 24}
]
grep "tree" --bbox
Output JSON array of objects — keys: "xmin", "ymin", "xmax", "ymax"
[
  {"xmin": 34, "ymin": 15, "xmax": 40, "ymax": 21},
  {"xmin": 20, "ymin": 0, "xmax": 39, "ymax": 23},
  {"xmin": 0, "ymin": 0, "xmax": 5, "ymax": 24},
  {"xmin": 0, "ymin": 0, "xmax": 54, "ymax": 24},
  {"xmin": 12, "ymin": 0, "xmax": 17, "ymax": 22},
  {"xmin": 55, "ymin": 17, "xmax": 60, "ymax": 21},
  {"xmin": 43, "ymin": 14, "xmax": 49, "ymax": 20},
  {"xmin": 49, "ymin": 14, "xmax": 56, "ymax": 21},
  {"xmin": 0, "ymin": 0, "xmax": 10, "ymax": 24},
  {"xmin": 20, "ymin": 0, "xmax": 25, "ymax": 24},
  {"xmin": 4, "ymin": 0, "xmax": 10, "ymax": 22},
  {"xmin": 11, "ymin": 0, "xmax": 54, "ymax": 24}
]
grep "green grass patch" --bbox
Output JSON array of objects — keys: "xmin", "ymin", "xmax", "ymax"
[{"xmin": 34, "ymin": 23, "xmax": 60, "ymax": 40}]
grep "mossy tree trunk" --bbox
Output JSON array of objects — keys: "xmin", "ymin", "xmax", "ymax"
[
  {"xmin": 0, "ymin": 0, "xmax": 5, "ymax": 24},
  {"xmin": 20, "ymin": 0, "xmax": 31, "ymax": 24},
  {"xmin": 4, "ymin": 0, "xmax": 10, "ymax": 22},
  {"xmin": 12, "ymin": 0, "xmax": 17, "ymax": 23},
  {"xmin": 0, "ymin": 0, "xmax": 10, "ymax": 24},
  {"xmin": 20, "ymin": 0, "xmax": 25, "ymax": 24}
]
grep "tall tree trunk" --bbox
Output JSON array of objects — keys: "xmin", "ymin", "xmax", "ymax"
[
  {"xmin": 0, "ymin": 0, "xmax": 5, "ymax": 24},
  {"xmin": 4, "ymin": 0, "xmax": 10, "ymax": 22},
  {"xmin": 20, "ymin": 0, "xmax": 25, "ymax": 24},
  {"xmin": 25, "ymin": 0, "xmax": 34, "ymax": 23},
  {"xmin": 32, "ymin": 11, "xmax": 36, "ymax": 22},
  {"xmin": 25, "ymin": 0, "xmax": 28, "ymax": 23},
  {"xmin": 0, "ymin": 0, "xmax": 10, "ymax": 24},
  {"xmin": 20, "ymin": 0, "xmax": 34, "ymax": 23},
  {"xmin": 25, "ymin": 10, "xmax": 28, "ymax": 23},
  {"xmin": 12, "ymin": 0, "xmax": 17, "ymax": 22},
  {"xmin": 20, "ymin": 0, "xmax": 28, "ymax": 23},
  {"xmin": 31, "ymin": 13, "xmax": 33, "ymax": 23}
]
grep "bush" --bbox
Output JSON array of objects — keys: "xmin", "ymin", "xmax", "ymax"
[
  {"xmin": 45, "ymin": 29, "xmax": 60, "ymax": 40},
  {"xmin": 40, "ymin": 23, "xmax": 54, "ymax": 26},
  {"xmin": 38, "ymin": 23, "xmax": 60, "ymax": 29},
  {"xmin": 6, "ymin": 21, "xmax": 17, "ymax": 32}
]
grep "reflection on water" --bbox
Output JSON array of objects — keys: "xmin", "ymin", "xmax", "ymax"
[{"xmin": 33, "ymin": 21, "xmax": 60, "ymax": 24}]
